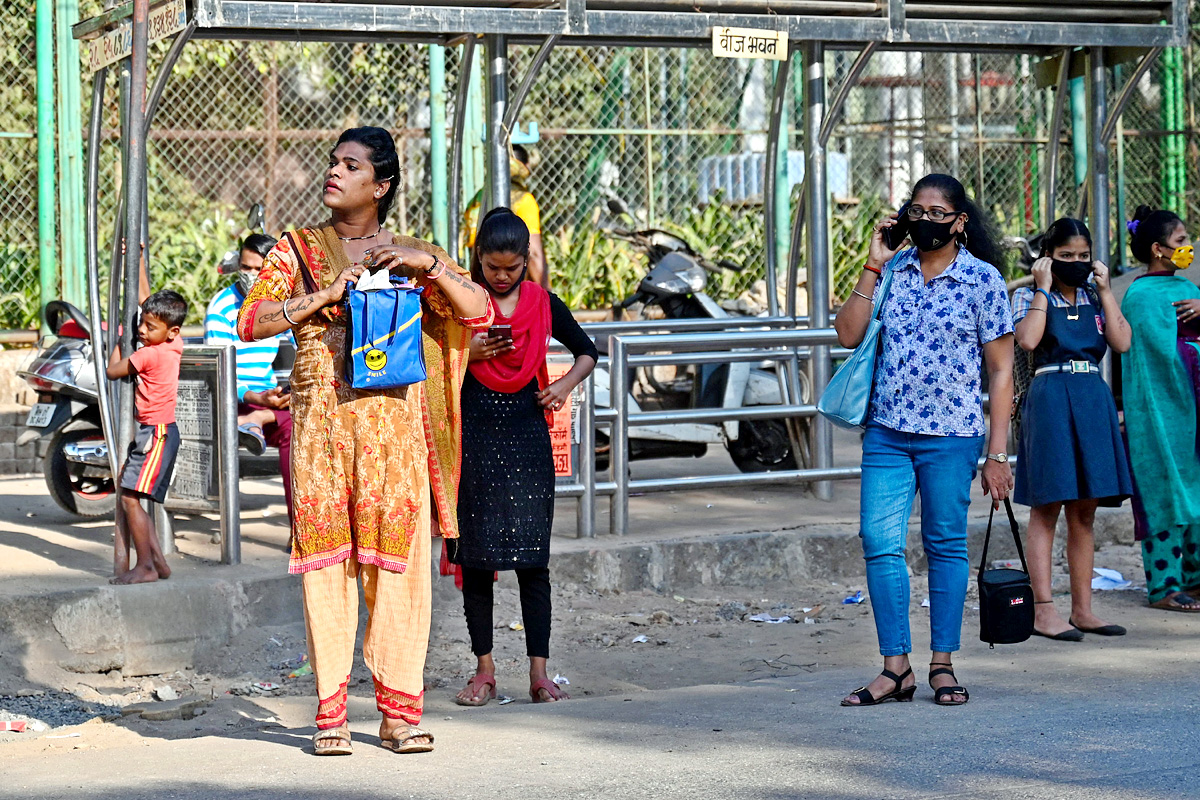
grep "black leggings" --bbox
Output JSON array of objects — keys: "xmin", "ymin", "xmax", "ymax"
[{"xmin": 460, "ymin": 566, "xmax": 551, "ymax": 659}]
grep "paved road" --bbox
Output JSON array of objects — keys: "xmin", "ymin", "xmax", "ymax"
[{"xmin": 4, "ymin": 606, "xmax": 1197, "ymax": 800}]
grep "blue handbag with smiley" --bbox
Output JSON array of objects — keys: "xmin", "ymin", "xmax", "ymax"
[{"xmin": 343, "ymin": 278, "xmax": 428, "ymax": 389}]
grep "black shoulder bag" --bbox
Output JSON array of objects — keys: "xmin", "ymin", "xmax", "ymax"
[{"xmin": 978, "ymin": 499, "xmax": 1034, "ymax": 647}]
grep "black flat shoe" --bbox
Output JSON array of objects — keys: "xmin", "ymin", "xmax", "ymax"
[
  {"xmin": 1069, "ymin": 619, "xmax": 1127, "ymax": 636},
  {"xmin": 1032, "ymin": 626, "xmax": 1084, "ymax": 642},
  {"xmin": 841, "ymin": 667, "xmax": 916, "ymax": 707},
  {"xmin": 928, "ymin": 663, "xmax": 969, "ymax": 706}
]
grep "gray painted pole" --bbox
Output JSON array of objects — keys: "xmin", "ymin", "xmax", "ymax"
[
  {"xmin": 609, "ymin": 337, "xmax": 629, "ymax": 535},
  {"xmin": 1089, "ymin": 47, "xmax": 1112, "ymax": 387},
  {"xmin": 803, "ymin": 41, "xmax": 833, "ymax": 501},
  {"xmin": 576, "ymin": 374, "xmax": 596, "ymax": 538},
  {"xmin": 483, "ymin": 34, "xmax": 511, "ymax": 217}
]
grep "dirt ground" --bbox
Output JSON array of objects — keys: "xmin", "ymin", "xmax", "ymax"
[{"xmin": 0, "ymin": 540, "xmax": 1148, "ymax": 752}]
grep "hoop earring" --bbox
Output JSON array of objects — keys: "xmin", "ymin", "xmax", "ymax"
[{"xmin": 960, "ymin": 229, "xmax": 969, "ymax": 245}]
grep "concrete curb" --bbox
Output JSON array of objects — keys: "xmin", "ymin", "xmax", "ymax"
[{"xmin": 0, "ymin": 574, "xmax": 301, "ymax": 677}]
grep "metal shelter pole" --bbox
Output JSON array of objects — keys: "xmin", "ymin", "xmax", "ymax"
[
  {"xmin": 803, "ymin": 41, "xmax": 833, "ymax": 501},
  {"xmin": 117, "ymin": 0, "xmax": 150, "ymax": 573},
  {"xmin": 1088, "ymin": 46, "xmax": 1112, "ymax": 386},
  {"xmin": 448, "ymin": 36, "xmax": 476, "ymax": 262},
  {"xmin": 609, "ymin": 336, "xmax": 629, "ymax": 535},
  {"xmin": 503, "ymin": 35, "xmax": 559, "ymax": 136},
  {"xmin": 483, "ymin": 34, "xmax": 511, "ymax": 216},
  {"xmin": 576, "ymin": 374, "xmax": 596, "ymax": 539}
]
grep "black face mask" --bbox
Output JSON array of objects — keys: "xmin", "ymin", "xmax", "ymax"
[
  {"xmin": 1050, "ymin": 258, "xmax": 1092, "ymax": 287},
  {"xmin": 911, "ymin": 219, "xmax": 957, "ymax": 252}
]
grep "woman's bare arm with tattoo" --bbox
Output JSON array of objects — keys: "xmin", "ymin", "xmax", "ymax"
[
  {"xmin": 365, "ymin": 245, "xmax": 488, "ymax": 321},
  {"xmin": 250, "ymin": 264, "xmax": 365, "ymax": 339}
]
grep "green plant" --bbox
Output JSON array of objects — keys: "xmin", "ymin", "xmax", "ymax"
[{"xmin": 545, "ymin": 221, "xmax": 643, "ymax": 309}]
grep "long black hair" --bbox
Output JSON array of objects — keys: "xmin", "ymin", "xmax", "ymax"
[
  {"xmin": 1128, "ymin": 204, "xmax": 1185, "ymax": 265},
  {"xmin": 909, "ymin": 173, "xmax": 1006, "ymax": 270},
  {"xmin": 1039, "ymin": 217, "xmax": 1091, "ymax": 258},
  {"xmin": 334, "ymin": 126, "xmax": 399, "ymax": 225},
  {"xmin": 470, "ymin": 207, "xmax": 530, "ymax": 284}
]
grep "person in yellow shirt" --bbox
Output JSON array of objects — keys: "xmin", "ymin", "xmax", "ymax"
[{"xmin": 463, "ymin": 145, "xmax": 547, "ymax": 287}]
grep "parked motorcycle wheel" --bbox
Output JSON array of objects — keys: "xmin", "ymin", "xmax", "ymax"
[
  {"xmin": 45, "ymin": 427, "xmax": 116, "ymax": 518},
  {"xmin": 727, "ymin": 419, "xmax": 797, "ymax": 473}
]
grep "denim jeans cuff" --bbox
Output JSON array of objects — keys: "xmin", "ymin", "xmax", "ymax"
[
  {"xmin": 879, "ymin": 646, "xmax": 911, "ymax": 657},
  {"xmin": 929, "ymin": 643, "xmax": 961, "ymax": 654}
]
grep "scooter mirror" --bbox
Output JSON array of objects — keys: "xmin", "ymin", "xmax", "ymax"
[
  {"xmin": 247, "ymin": 202, "xmax": 266, "ymax": 232},
  {"xmin": 607, "ymin": 197, "xmax": 632, "ymax": 219},
  {"xmin": 218, "ymin": 249, "xmax": 240, "ymax": 275}
]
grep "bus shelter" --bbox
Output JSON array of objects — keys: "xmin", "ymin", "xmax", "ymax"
[{"xmin": 73, "ymin": 0, "xmax": 1189, "ymax": 535}]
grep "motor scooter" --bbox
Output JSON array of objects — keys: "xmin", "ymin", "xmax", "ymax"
[
  {"xmin": 17, "ymin": 301, "xmax": 114, "ymax": 517},
  {"xmin": 594, "ymin": 198, "xmax": 808, "ymax": 473}
]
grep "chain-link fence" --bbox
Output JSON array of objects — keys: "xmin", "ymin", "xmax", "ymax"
[
  {"xmin": 12, "ymin": 15, "xmax": 1200, "ymax": 330},
  {"xmin": 1, "ymin": 11, "xmax": 42, "ymax": 330}
]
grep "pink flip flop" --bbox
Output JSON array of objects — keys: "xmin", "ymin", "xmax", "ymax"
[
  {"xmin": 529, "ymin": 677, "xmax": 569, "ymax": 703},
  {"xmin": 454, "ymin": 673, "xmax": 496, "ymax": 706}
]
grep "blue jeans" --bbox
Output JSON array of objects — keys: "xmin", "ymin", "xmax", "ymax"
[{"xmin": 859, "ymin": 423, "xmax": 984, "ymax": 656}]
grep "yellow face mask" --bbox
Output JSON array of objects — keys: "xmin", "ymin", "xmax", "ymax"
[{"xmin": 1170, "ymin": 244, "xmax": 1195, "ymax": 270}]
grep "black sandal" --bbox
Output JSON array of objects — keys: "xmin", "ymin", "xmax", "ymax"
[
  {"xmin": 840, "ymin": 668, "xmax": 916, "ymax": 707},
  {"xmin": 928, "ymin": 663, "xmax": 969, "ymax": 706}
]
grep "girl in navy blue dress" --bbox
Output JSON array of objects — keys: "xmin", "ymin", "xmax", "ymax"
[{"xmin": 1012, "ymin": 218, "xmax": 1133, "ymax": 641}]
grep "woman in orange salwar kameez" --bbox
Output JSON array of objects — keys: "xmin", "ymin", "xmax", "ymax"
[{"xmin": 237, "ymin": 127, "xmax": 491, "ymax": 755}]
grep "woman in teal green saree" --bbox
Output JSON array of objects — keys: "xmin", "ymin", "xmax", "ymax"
[{"xmin": 1121, "ymin": 206, "xmax": 1200, "ymax": 612}]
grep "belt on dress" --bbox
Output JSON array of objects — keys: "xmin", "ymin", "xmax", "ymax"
[{"xmin": 1034, "ymin": 360, "xmax": 1099, "ymax": 376}]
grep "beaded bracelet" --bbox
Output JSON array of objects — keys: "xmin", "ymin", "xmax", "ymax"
[{"xmin": 424, "ymin": 256, "xmax": 447, "ymax": 281}]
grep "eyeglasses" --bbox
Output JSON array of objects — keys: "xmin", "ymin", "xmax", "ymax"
[{"xmin": 905, "ymin": 206, "xmax": 963, "ymax": 223}]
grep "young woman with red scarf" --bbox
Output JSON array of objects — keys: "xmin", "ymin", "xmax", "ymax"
[{"xmin": 450, "ymin": 208, "xmax": 597, "ymax": 706}]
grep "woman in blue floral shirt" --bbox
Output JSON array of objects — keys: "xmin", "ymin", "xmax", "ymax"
[{"xmin": 835, "ymin": 174, "xmax": 1015, "ymax": 707}]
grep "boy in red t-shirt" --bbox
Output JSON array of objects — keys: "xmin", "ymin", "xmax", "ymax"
[{"xmin": 106, "ymin": 290, "xmax": 188, "ymax": 584}]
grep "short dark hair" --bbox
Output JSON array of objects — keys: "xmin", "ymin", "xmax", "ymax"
[
  {"xmin": 335, "ymin": 126, "xmax": 399, "ymax": 226},
  {"xmin": 1129, "ymin": 204, "xmax": 1185, "ymax": 265},
  {"xmin": 1039, "ymin": 217, "xmax": 1091, "ymax": 257},
  {"xmin": 470, "ymin": 207, "xmax": 530, "ymax": 283},
  {"xmin": 241, "ymin": 233, "xmax": 278, "ymax": 259},
  {"xmin": 142, "ymin": 290, "xmax": 188, "ymax": 328},
  {"xmin": 909, "ymin": 173, "xmax": 1007, "ymax": 270},
  {"xmin": 512, "ymin": 144, "xmax": 530, "ymax": 166}
]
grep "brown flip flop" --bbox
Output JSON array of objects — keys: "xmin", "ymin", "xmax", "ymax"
[
  {"xmin": 453, "ymin": 673, "xmax": 497, "ymax": 707},
  {"xmin": 381, "ymin": 725, "xmax": 434, "ymax": 754},
  {"xmin": 1150, "ymin": 591, "xmax": 1200, "ymax": 612}
]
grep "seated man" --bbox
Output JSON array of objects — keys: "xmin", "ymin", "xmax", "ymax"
[{"xmin": 204, "ymin": 233, "xmax": 293, "ymax": 520}]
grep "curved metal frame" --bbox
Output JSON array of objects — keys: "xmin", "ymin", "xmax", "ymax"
[
  {"xmin": 447, "ymin": 35, "xmax": 477, "ymax": 261},
  {"xmin": 763, "ymin": 53, "xmax": 792, "ymax": 317},
  {"xmin": 785, "ymin": 41, "xmax": 877, "ymax": 318},
  {"xmin": 1043, "ymin": 47, "xmax": 1071, "ymax": 227},
  {"xmin": 503, "ymin": 34, "xmax": 560, "ymax": 136}
]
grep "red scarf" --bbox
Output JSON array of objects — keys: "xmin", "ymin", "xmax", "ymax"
[{"xmin": 468, "ymin": 281, "xmax": 551, "ymax": 393}]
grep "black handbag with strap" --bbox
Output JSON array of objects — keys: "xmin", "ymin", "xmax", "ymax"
[{"xmin": 977, "ymin": 499, "xmax": 1034, "ymax": 647}]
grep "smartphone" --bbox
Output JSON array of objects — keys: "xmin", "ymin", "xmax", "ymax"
[
  {"xmin": 882, "ymin": 202, "xmax": 912, "ymax": 250},
  {"xmin": 488, "ymin": 324, "xmax": 513, "ymax": 342}
]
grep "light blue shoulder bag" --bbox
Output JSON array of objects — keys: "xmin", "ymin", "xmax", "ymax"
[{"xmin": 817, "ymin": 256, "xmax": 898, "ymax": 429}]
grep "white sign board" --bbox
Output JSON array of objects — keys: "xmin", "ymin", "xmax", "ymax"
[
  {"xmin": 83, "ymin": 0, "xmax": 187, "ymax": 74},
  {"xmin": 712, "ymin": 26, "xmax": 788, "ymax": 61}
]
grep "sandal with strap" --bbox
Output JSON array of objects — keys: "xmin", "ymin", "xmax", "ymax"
[
  {"xmin": 454, "ymin": 673, "xmax": 497, "ymax": 707},
  {"xmin": 929, "ymin": 663, "xmax": 969, "ymax": 706},
  {"xmin": 311, "ymin": 726, "xmax": 353, "ymax": 756},
  {"xmin": 530, "ymin": 677, "xmax": 569, "ymax": 703},
  {"xmin": 381, "ymin": 725, "xmax": 435, "ymax": 754},
  {"xmin": 840, "ymin": 667, "xmax": 915, "ymax": 707}
]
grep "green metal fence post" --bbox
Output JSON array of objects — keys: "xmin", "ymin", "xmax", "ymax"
[
  {"xmin": 36, "ymin": 0, "xmax": 58, "ymax": 331},
  {"xmin": 429, "ymin": 44, "xmax": 448, "ymax": 249},
  {"xmin": 1069, "ymin": 75, "xmax": 1089, "ymax": 191},
  {"xmin": 56, "ymin": 0, "xmax": 86, "ymax": 309}
]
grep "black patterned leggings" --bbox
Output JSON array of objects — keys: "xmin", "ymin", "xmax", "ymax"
[{"xmin": 460, "ymin": 566, "xmax": 552, "ymax": 659}]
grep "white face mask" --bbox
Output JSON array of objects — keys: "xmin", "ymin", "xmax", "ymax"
[{"xmin": 237, "ymin": 270, "xmax": 258, "ymax": 294}]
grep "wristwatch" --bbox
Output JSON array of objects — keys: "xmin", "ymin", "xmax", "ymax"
[{"xmin": 986, "ymin": 452, "xmax": 1009, "ymax": 463}]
